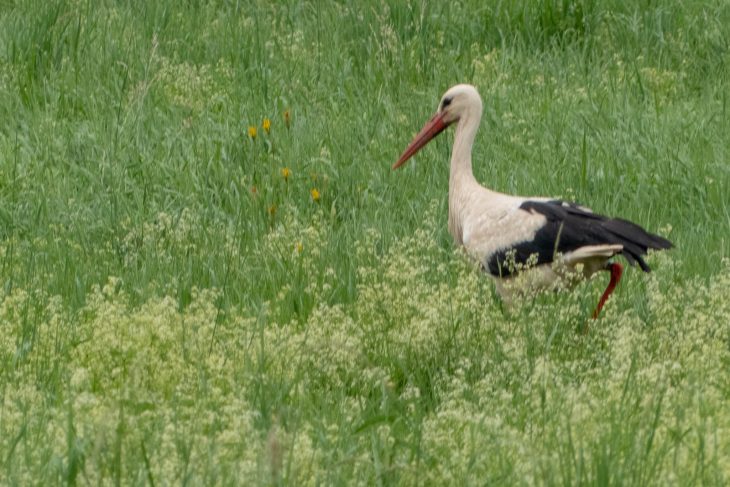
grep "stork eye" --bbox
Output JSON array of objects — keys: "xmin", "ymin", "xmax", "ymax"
[{"xmin": 441, "ymin": 97, "xmax": 453, "ymax": 109}]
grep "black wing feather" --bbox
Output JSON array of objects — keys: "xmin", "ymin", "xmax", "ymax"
[{"xmin": 486, "ymin": 200, "xmax": 672, "ymax": 277}]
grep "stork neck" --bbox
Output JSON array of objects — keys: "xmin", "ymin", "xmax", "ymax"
[{"xmin": 449, "ymin": 112, "xmax": 480, "ymax": 191}]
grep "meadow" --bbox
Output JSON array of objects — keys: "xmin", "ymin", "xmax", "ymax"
[{"xmin": 1, "ymin": 0, "xmax": 729, "ymax": 484}]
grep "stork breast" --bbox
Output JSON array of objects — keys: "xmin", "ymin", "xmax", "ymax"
[{"xmin": 463, "ymin": 206, "xmax": 547, "ymax": 263}]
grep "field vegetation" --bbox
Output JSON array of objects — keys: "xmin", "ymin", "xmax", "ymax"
[{"xmin": 1, "ymin": 0, "xmax": 729, "ymax": 484}]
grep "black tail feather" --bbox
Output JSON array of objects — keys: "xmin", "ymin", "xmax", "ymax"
[
  {"xmin": 505, "ymin": 200, "xmax": 674, "ymax": 276},
  {"xmin": 604, "ymin": 218, "xmax": 672, "ymax": 273}
]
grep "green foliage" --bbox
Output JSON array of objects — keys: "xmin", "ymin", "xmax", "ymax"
[
  {"xmin": 1, "ymin": 213, "xmax": 729, "ymax": 484},
  {"xmin": 1, "ymin": 0, "xmax": 729, "ymax": 484}
]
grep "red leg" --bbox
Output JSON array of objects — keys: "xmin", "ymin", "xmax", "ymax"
[{"xmin": 592, "ymin": 263, "xmax": 624, "ymax": 319}]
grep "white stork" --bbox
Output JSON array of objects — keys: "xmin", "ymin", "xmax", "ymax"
[{"xmin": 393, "ymin": 84, "xmax": 672, "ymax": 319}]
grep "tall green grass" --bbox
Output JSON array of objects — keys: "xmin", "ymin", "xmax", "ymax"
[{"xmin": 1, "ymin": 0, "xmax": 729, "ymax": 484}]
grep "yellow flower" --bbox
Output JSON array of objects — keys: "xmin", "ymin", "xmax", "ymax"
[
  {"xmin": 310, "ymin": 188, "xmax": 320, "ymax": 202},
  {"xmin": 262, "ymin": 117, "xmax": 271, "ymax": 134},
  {"xmin": 296, "ymin": 241, "xmax": 303, "ymax": 253},
  {"xmin": 283, "ymin": 109, "xmax": 291, "ymax": 128},
  {"xmin": 248, "ymin": 126, "xmax": 257, "ymax": 139},
  {"xmin": 280, "ymin": 167, "xmax": 291, "ymax": 181}
]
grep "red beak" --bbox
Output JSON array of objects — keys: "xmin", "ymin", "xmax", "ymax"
[{"xmin": 392, "ymin": 112, "xmax": 449, "ymax": 170}]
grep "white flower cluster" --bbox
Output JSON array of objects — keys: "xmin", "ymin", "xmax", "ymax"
[{"xmin": 1, "ymin": 211, "xmax": 729, "ymax": 484}]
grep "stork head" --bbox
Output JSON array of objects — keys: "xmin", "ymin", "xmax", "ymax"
[{"xmin": 392, "ymin": 84, "xmax": 482, "ymax": 170}]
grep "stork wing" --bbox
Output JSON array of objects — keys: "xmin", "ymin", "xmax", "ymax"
[{"xmin": 486, "ymin": 200, "xmax": 673, "ymax": 277}]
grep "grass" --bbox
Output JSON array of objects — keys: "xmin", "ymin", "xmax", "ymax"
[{"xmin": 1, "ymin": 0, "xmax": 729, "ymax": 484}]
